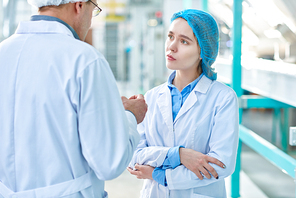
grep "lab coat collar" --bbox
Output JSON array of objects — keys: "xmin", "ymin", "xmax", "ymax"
[
  {"xmin": 157, "ymin": 75, "xmax": 213, "ymax": 124},
  {"xmin": 159, "ymin": 74, "xmax": 212, "ymax": 95},
  {"xmin": 193, "ymin": 75, "xmax": 213, "ymax": 94},
  {"xmin": 174, "ymin": 75, "xmax": 212, "ymax": 122},
  {"xmin": 15, "ymin": 20, "xmax": 77, "ymax": 40},
  {"xmin": 30, "ymin": 15, "xmax": 80, "ymax": 40}
]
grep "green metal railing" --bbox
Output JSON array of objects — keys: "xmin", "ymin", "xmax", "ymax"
[
  {"xmin": 202, "ymin": 0, "xmax": 208, "ymax": 12},
  {"xmin": 182, "ymin": 0, "xmax": 296, "ymax": 197},
  {"xmin": 229, "ymin": 1, "xmax": 296, "ymax": 197},
  {"xmin": 239, "ymin": 125, "xmax": 296, "ymax": 179},
  {"xmin": 230, "ymin": 0, "xmax": 243, "ymax": 196}
]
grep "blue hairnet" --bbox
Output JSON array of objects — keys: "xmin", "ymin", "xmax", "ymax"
[{"xmin": 171, "ymin": 9, "xmax": 219, "ymax": 80}]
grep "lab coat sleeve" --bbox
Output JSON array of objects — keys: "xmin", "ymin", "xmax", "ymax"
[
  {"xmin": 129, "ymin": 115, "xmax": 170, "ymax": 169},
  {"xmin": 166, "ymin": 90, "xmax": 239, "ymax": 190},
  {"xmin": 77, "ymin": 57, "xmax": 140, "ymax": 180}
]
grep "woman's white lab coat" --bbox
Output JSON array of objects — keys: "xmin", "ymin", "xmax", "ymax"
[
  {"xmin": 130, "ymin": 75, "xmax": 239, "ymax": 198},
  {"xmin": 0, "ymin": 20, "xmax": 139, "ymax": 197}
]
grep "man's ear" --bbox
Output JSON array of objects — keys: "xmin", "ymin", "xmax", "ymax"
[{"xmin": 74, "ymin": 2, "xmax": 84, "ymax": 14}]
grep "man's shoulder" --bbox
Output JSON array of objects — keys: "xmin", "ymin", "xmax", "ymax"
[{"xmin": 74, "ymin": 40, "xmax": 105, "ymax": 60}]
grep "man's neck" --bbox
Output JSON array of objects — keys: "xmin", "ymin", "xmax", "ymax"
[{"xmin": 39, "ymin": 10, "xmax": 74, "ymax": 28}]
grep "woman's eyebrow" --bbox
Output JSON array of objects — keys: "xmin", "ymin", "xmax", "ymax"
[
  {"xmin": 179, "ymin": 34, "xmax": 193, "ymax": 42},
  {"xmin": 168, "ymin": 31, "xmax": 194, "ymax": 42}
]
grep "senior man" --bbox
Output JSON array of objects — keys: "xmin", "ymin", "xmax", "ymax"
[{"xmin": 0, "ymin": 0, "xmax": 146, "ymax": 197}]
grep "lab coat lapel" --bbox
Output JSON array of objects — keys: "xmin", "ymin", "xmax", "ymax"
[
  {"xmin": 174, "ymin": 90, "xmax": 197, "ymax": 123},
  {"xmin": 157, "ymin": 85, "xmax": 173, "ymax": 132},
  {"xmin": 174, "ymin": 75, "xmax": 212, "ymax": 123}
]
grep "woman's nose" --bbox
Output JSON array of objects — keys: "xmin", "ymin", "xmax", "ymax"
[{"xmin": 168, "ymin": 40, "xmax": 177, "ymax": 52}]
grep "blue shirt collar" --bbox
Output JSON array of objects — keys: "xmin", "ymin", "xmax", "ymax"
[
  {"xmin": 167, "ymin": 71, "xmax": 204, "ymax": 92},
  {"xmin": 30, "ymin": 15, "xmax": 80, "ymax": 40}
]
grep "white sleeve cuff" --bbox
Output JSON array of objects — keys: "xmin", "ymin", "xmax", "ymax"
[{"xmin": 125, "ymin": 110, "xmax": 137, "ymax": 126}]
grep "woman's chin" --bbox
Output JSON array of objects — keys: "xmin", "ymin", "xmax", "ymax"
[{"xmin": 166, "ymin": 64, "xmax": 178, "ymax": 71}]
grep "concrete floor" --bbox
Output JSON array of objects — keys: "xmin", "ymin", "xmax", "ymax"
[
  {"xmin": 105, "ymin": 170, "xmax": 143, "ymax": 198},
  {"xmin": 241, "ymin": 151, "xmax": 294, "ymax": 198}
]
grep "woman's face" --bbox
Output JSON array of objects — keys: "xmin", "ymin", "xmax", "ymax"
[{"xmin": 165, "ymin": 18, "xmax": 201, "ymax": 72}]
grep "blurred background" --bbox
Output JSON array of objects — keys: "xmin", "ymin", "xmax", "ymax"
[{"xmin": 1, "ymin": 0, "xmax": 296, "ymax": 197}]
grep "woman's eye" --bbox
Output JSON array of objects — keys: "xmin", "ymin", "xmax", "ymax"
[
  {"xmin": 168, "ymin": 35, "xmax": 173, "ymax": 39},
  {"xmin": 181, "ymin": 40, "xmax": 188, "ymax": 44}
]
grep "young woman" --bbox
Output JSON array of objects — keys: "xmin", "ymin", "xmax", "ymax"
[{"xmin": 128, "ymin": 9, "xmax": 239, "ymax": 198}]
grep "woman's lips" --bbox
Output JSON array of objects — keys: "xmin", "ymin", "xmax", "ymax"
[{"xmin": 167, "ymin": 54, "xmax": 176, "ymax": 61}]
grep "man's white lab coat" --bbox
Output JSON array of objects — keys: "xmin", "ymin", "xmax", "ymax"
[{"xmin": 0, "ymin": 20, "xmax": 140, "ymax": 198}]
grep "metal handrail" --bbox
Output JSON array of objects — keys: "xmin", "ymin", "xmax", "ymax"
[{"xmin": 239, "ymin": 125, "xmax": 296, "ymax": 179}]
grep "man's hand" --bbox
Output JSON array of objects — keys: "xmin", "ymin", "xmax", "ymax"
[
  {"xmin": 121, "ymin": 94, "xmax": 147, "ymax": 124},
  {"xmin": 127, "ymin": 164, "xmax": 155, "ymax": 179},
  {"xmin": 179, "ymin": 148, "xmax": 225, "ymax": 180}
]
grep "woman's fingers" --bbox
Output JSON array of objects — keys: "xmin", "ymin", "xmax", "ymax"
[
  {"xmin": 127, "ymin": 167, "xmax": 143, "ymax": 179},
  {"xmin": 193, "ymin": 169, "xmax": 203, "ymax": 180},
  {"xmin": 134, "ymin": 163, "xmax": 140, "ymax": 170},
  {"xmin": 192, "ymin": 164, "xmax": 219, "ymax": 180},
  {"xmin": 206, "ymin": 156, "xmax": 226, "ymax": 169},
  {"xmin": 180, "ymin": 148, "xmax": 225, "ymax": 180},
  {"xmin": 127, "ymin": 167, "xmax": 138, "ymax": 175},
  {"xmin": 128, "ymin": 164, "xmax": 154, "ymax": 180},
  {"xmin": 203, "ymin": 164, "xmax": 218, "ymax": 179},
  {"xmin": 199, "ymin": 166, "xmax": 211, "ymax": 179},
  {"xmin": 127, "ymin": 167, "xmax": 133, "ymax": 172}
]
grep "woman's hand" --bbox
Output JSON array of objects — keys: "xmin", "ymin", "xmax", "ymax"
[
  {"xmin": 127, "ymin": 164, "xmax": 155, "ymax": 180},
  {"xmin": 179, "ymin": 148, "xmax": 225, "ymax": 180}
]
